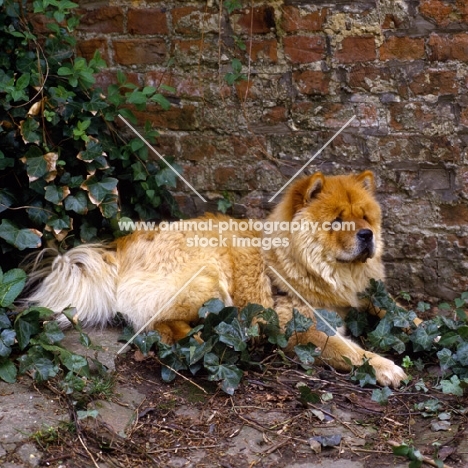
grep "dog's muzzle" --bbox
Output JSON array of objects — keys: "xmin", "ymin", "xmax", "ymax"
[{"xmin": 355, "ymin": 229, "xmax": 375, "ymax": 262}]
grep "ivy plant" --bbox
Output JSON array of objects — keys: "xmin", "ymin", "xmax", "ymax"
[{"xmin": 0, "ymin": 0, "xmax": 180, "ymax": 268}]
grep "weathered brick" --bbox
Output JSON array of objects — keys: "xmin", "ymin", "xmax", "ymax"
[
  {"xmin": 77, "ymin": 38, "xmax": 109, "ymax": 63},
  {"xmin": 335, "ymin": 36, "xmax": 376, "ymax": 63},
  {"xmin": 233, "ymin": 6, "xmax": 276, "ymax": 34},
  {"xmin": 428, "ymin": 33, "xmax": 468, "ymax": 61},
  {"xmin": 409, "ymin": 70, "xmax": 458, "ymax": 95},
  {"xmin": 281, "ymin": 6, "xmax": 327, "ymax": 32},
  {"xmin": 78, "ymin": 7, "xmax": 124, "ymax": 34},
  {"xmin": 248, "ymin": 39, "xmax": 278, "ymax": 63},
  {"xmin": 171, "ymin": 39, "xmax": 218, "ymax": 65},
  {"xmin": 113, "ymin": 39, "xmax": 167, "ymax": 66},
  {"xmin": 262, "ymin": 107, "xmax": 288, "ymax": 124},
  {"xmin": 441, "ymin": 204, "xmax": 468, "ymax": 225},
  {"xmin": 132, "ymin": 105, "xmax": 198, "ymax": 131},
  {"xmin": 380, "ymin": 36, "xmax": 425, "ymax": 60},
  {"xmin": 171, "ymin": 6, "xmax": 218, "ymax": 35},
  {"xmin": 420, "ymin": 0, "xmax": 454, "ymax": 26},
  {"xmin": 128, "ymin": 9, "xmax": 168, "ymax": 35},
  {"xmin": 145, "ymin": 71, "xmax": 205, "ymax": 99},
  {"xmin": 283, "ymin": 36, "xmax": 325, "ymax": 64},
  {"xmin": 293, "ymin": 70, "xmax": 329, "ymax": 95},
  {"xmin": 180, "ymin": 136, "xmax": 217, "ymax": 162},
  {"xmin": 347, "ymin": 64, "xmax": 393, "ymax": 91}
]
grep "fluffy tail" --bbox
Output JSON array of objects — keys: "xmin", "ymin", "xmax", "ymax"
[{"xmin": 23, "ymin": 245, "xmax": 118, "ymax": 328}]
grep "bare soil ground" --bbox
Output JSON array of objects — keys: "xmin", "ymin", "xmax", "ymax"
[{"xmin": 33, "ymin": 349, "xmax": 468, "ymax": 468}]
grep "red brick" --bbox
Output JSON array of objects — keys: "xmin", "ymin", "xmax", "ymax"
[
  {"xmin": 180, "ymin": 136, "xmax": 216, "ymax": 162},
  {"xmin": 133, "ymin": 105, "xmax": 198, "ymax": 131},
  {"xmin": 262, "ymin": 107, "xmax": 287, "ymax": 124},
  {"xmin": 428, "ymin": 33, "xmax": 468, "ymax": 61},
  {"xmin": 281, "ymin": 6, "xmax": 327, "ymax": 32},
  {"xmin": 214, "ymin": 166, "xmax": 237, "ymax": 186},
  {"xmin": 128, "ymin": 9, "xmax": 168, "ymax": 35},
  {"xmin": 171, "ymin": 7, "xmax": 218, "ymax": 35},
  {"xmin": 380, "ymin": 36, "xmax": 425, "ymax": 60},
  {"xmin": 113, "ymin": 39, "xmax": 167, "ymax": 66},
  {"xmin": 293, "ymin": 70, "xmax": 329, "ymax": 95},
  {"xmin": 78, "ymin": 7, "xmax": 124, "ymax": 34},
  {"xmin": 171, "ymin": 39, "xmax": 218, "ymax": 64},
  {"xmin": 248, "ymin": 40, "xmax": 278, "ymax": 63},
  {"xmin": 348, "ymin": 64, "xmax": 392, "ymax": 91},
  {"xmin": 409, "ymin": 70, "xmax": 458, "ymax": 95},
  {"xmin": 145, "ymin": 71, "xmax": 204, "ymax": 99},
  {"xmin": 441, "ymin": 204, "xmax": 468, "ymax": 225},
  {"xmin": 234, "ymin": 6, "xmax": 276, "ymax": 34},
  {"xmin": 283, "ymin": 36, "xmax": 325, "ymax": 64},
  {"xmin": 235, "ymin": 80, "xmax": 259, "ymax": 100},
  {"xmin": 420, "ymin": 0, "xmax": 453, "ymax": 26},
  {"xmin": 77, "ymin": 39, "xmax": 109, "ymax": 63},
  {"xmin": 335, "ymin": 36, "xmax": 376, "ymax": 63}
]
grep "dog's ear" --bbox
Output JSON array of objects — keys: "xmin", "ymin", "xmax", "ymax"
[
  {"xmin": 290, "ymin": 172, "xmax": 325, "ymax": 211},
  {"xmin": 356, "ymin": 171, "xmax": 375, "ymax": 192}
]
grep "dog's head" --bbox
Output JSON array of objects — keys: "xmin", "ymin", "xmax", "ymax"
[{"xmin": 272, "ymin": 171, "xmax": 382, "ymax": 264}]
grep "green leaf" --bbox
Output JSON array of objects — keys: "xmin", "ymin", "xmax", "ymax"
[
  {"xmin": 204, "ymin": 352, "xmax": 243, "ymax": 395},
  {"xmin": 20, "ymin": 118, "xmax": 41, "ymax": 144},
  {"xmin": 410, "ymin": 322, "xmax": 440, "ymax": 352},
  {"xmin": 0, "ymin": 267, "xmax": 27, "ymax": 307},
  {"xmin": 314, "ymin": 309, "xmax": 343, "ymax": 336},
  {"xmin": 0, "ymin": 359, "xmax": 17, "ymax": 383},
  {"xmin": 215, "ymin": 319, "xmax": 247, "ymax": 352},
  {"xmin": 81, "ymin": 176, "xmax": 118, "ymax": 205},
  {"xmin": 133, "ymin": 331, "xmax": 161, "ymax": 355},
  {"xmin": 14, "ymin": 309, "xmax": 41, "ymax": 350},
  {"xmin": 41, "ymin": 321, "xmax": 65, "ymax": 344},
  {"xmin": 294, "ymin": 343, "xmax": 320, "ymax": 365},
  {"xmin": 350, "ymin": 358, "xmax": 377, "ymax": 387},
  {"xmin": 455, "ymin": 342, "xmax": 468, "ymax": 366},
  {"xmin": 0, "ymin": 311, "xmax": 11, "ymax": 329},
  {"xmin": 0, "ymin": 220, "xmax": 42, "ymax": 250},
  {"xmin": 155, "ymin": 167, "xmax": 178, "ymax": 188},
  {"xmin": 284, "ymin": 309, "xmax": 313, "ymax": 341},
  {"xmin": 371, "ymin": 386, "xmax": 393, "ymax": 405},
  {"xmin": 64, "ymin": 191, "xmax": 88, "ymax": 214},
  {"xmin": 297, "ymin": 384, "xmax": 321, "ymax": 404},
  {"xmin": 345, "ymin": 308, "xmax": 369, "ymax": 337},
  {"xmin": 44, "ymin": 185, "xmax": 69, "ymax": 204},
  {"xmin": 198, "ymin": 298, "xmax": 225, "ymax": 318},
  {"xmin": 438, "ymin": 375, "xmax": 463, "ymax": 397},
  {"xmin": 22, "ymin": 155, "xmax": 48, "ymax": 181}
]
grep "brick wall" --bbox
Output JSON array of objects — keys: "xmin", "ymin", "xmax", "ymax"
[{"xmin": 75, "ymin": 0, "xmax": 468, "ymax": 302}]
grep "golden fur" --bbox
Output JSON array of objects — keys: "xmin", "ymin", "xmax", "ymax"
[{"xmin": 25, "ymin": 171, "xmax": 407, "ymax": 387}]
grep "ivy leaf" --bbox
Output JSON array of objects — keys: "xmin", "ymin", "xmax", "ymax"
[
  {"xmin": 20, "ymin": 117, "xmax": 41, "ymax": 144},
  {"xmin": 0, "ymin": 220, "xmax": 42, "ymax": 250},
  {"xmin": 155, "ymin": 167, "xmax": 178, "ymax": 188},
  {"xmin": 314, "ymin": 309, "xmax": 343, "ymax": 336},
  {"xmin": 410, "ymin": 322, "xmax": 440, "ymax": 352},
  {"xmin": 438, "ymin": 375, "xmax": 463, "ymax": 397},
  {"xmin": 0, "ymin": 267, "xmax": 27, "ymax": 307},
  {"xmin": 294, "ymin": 343, "xmax": 320, "ymax": 365},
  {"xmin": 284, "ymin": 309, "xmax": 313, "ymax": 341},
  {"xmin": 345, "ymin": 308, "xmax": 369, "ymax": 337},
  {"xmin": 64, "ymin": 191, "xmax": 88, "ymax": 214},
  {"xmin": 14, "ymin": 309, "xmax": 41, "ymax": 350},
  {"xmin": 0, "ymin": 329, "xmax": 16, "ymax": 357},
  {"xmin": 44, "ymin": 185, "xmax": 70, "ymax": 205},
  {"xmin": 0, "ymin": 359, "xmax": 17, "ymax": 383},
  {"xmin": 371, "ymin": 386, "xmax": 393, "ymax": 405},
  {"xmin": 133, "ymin": 331, "xmax": 161, "ymax": 355},
  {"xmin": 81, "ymin": 176, "xmax": 118, "ymax": 206},
  {"xmin": 350, "ymin": 359, "xmax": 377, "ymax": 387},
  {"xmin": 198, "ymin": 298, "xmax": 225, "ymax": 318},
  {"xmin": 215, "ymin": 319, "xmax": 247, "ymax": 352},
  {"xmin": 204, "ymin": 352, "xmax": 243, "ymax": 395},
  {"xmin": 455, "ymin": 343, "xmax": 468, "ymax": 366}
]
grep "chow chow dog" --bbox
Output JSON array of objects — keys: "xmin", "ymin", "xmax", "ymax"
[{"xmin": 25, "ymin": 171, "xmax": 407, "ymax": 387}]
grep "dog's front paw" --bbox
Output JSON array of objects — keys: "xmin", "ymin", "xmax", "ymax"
[{"xmin": 368, "ymin": 355, "xmax": 407, "ymax": 388}]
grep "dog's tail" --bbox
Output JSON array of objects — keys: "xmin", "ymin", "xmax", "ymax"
[{"xmin": 22, "ymin": 244, "xmax": 118, "ymax": 328}]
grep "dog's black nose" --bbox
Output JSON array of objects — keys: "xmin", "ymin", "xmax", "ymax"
[{"xmin": 357, "ymin": 229, "xmax": 373, "ymax": 243}]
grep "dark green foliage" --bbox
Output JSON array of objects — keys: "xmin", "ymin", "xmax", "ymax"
[{"xmin": 0, "ymin": 0, "xmax": 180, "ymax": 268}]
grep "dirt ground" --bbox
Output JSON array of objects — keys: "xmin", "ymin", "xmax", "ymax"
[{"xmin": 1, "ymin": 329, "xmax": 468, "ymax": 468}]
